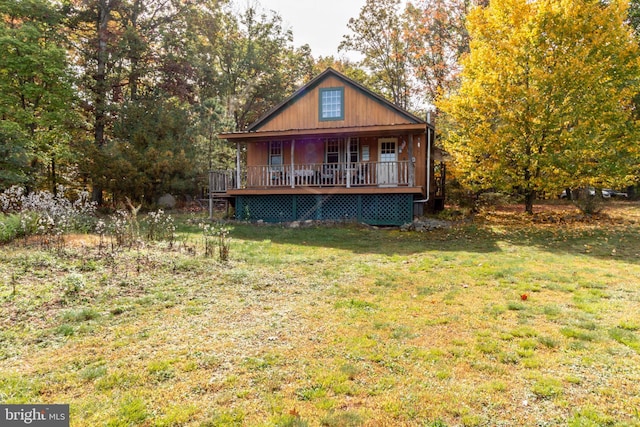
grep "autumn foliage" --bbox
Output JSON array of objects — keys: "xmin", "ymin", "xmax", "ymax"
[{"xmin": 439, "ymin": 0, "xmax": 640, "ymax": 214}]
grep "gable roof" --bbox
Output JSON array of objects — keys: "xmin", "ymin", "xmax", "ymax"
[{"xmin": 245, "ymin": 68, "xmax": 427, "ymax": 133}]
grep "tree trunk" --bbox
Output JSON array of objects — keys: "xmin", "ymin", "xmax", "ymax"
[
  {"xmin": 524, "ymin": 190, "xmax": 535, "ymax": 214},
  {"xmin": 128, "ymin": 0, "xmax": 141, "ymax": 101},
  {"xmin": 91, "ymin": 0, "xmax": 112, "ymax": 205},
  {"xmin": 564, "ymin": 187, "xmax": 572, "ymax": 200},
  {"xmin": 51, "ymin": 155, "xmax": 56, "ymax": 195},
  {"xmin": 95, "ymin": 1, "xmax": 109, "ymax": 149}
]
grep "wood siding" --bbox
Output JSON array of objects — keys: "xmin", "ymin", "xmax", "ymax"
[{"xmin": 256, "ymin": 76, "xmax": 416, "ymax": 132}]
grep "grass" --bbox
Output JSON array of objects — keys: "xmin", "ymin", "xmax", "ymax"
[{"xmin": 1, "ymin": 201, "xmax": 640, "ymax": 425}]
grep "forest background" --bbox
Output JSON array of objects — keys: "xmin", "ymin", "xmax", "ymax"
[{"xmin": 1, "ymin": 0, "xmax": 639, "ymax": 209}]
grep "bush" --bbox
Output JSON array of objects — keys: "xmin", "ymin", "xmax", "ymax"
[
  {"xmin": 107, "ymin": 210, "xmax": 138, "ymax": 248},
  {"xmin": 0, "ymin": 213, "xmax": 22, "ymax": 243},
  {"xmin": 143, "ymin": 209, "xmax": 176, "ymax": 243},
  {"xmin": 476, "ymin": 192, "xmax": 511, "ymax": 210},
  {"xmin": 0, "ymin": 186, "xmax": 98, "ymax": 246},
  {"xmin": 571, "ymin": 188, "xmax": 605, "ymax": 215},
  {"xmin": 201, "ymin": 222, "xmax": 231, "ymax": 261}
]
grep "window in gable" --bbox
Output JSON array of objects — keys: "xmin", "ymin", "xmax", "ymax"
[{"xmin": 319, "ymin": 87, "xmax": 344, "ymax": 121}]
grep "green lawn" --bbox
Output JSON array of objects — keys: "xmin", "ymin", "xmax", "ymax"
[{"xmin": 1, "ymin": 202, "xmax": 640, "ymax": 426}]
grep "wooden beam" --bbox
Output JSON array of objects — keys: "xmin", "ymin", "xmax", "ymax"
[
  {"xmin": 219, "ymin": 123, "xmax": 428, "ymax": 141},
  {"xmin": 346, "ymin": 137, "xmax": 351, "ymax": 188},
  {"xmin": 408, "ymin": 134, "xmax": 415, "ymax": 187},
  {"xmin": 236, "ymin": 142, "xmax": 241, "ymax": 191},
  {"xmin": 291, "ymin": 139, "xmax": 295, "ymax": 188}
]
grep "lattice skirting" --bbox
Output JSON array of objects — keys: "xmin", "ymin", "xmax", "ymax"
[{"xmin": 235, "ymin": 194, "xmax": 413, "ymax": 226}]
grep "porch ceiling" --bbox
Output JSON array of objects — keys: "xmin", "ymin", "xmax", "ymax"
[{"xmin": 219, "ymin": 123, "xmax": 428, "ymax": 142}]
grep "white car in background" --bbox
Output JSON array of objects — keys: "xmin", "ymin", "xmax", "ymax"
[
  {"xmin": 560, "ymin": 188, "xmax": 627, "ymax": 199},
  {"xmin": 602, "ymin": 189, "xmax": 628, "ymax": 198}
]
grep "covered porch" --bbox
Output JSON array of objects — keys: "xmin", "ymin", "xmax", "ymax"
[{"xmin": 213, "ymin": 125, "xmax": 431, "ymax": 195}]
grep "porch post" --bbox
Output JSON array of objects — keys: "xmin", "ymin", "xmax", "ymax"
[
  {"xmin": 208, "ymin": 170, "xmax": 213, "ymax": 220},
  {"xmin": 408, "ymin": 134, "xmax": 415, "ymax": 187},
  {"xmin": 291, "ymin": 139, "xmax": 295, "ymax": 188},
  {"xmin": 236, "ymin": 141, "xmax": 241, "ymax": 190},
  {"xmin": 346, "ymin": 137, "xmax": 351, "ymax": 188},
  {"xmin": 426, "ymin": 127, "xmax": 432, "ymax": 202}
]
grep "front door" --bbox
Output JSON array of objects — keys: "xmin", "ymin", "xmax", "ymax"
[{"xmin": 378, "ymin": 138, "xmax": 398, "ymax": 186}]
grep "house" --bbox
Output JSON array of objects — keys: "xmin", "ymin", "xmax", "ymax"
[{"xmin": 212, "ymin": 68, "xmax": 445, "ymax": 225}]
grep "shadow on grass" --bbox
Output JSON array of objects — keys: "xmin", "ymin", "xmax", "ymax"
[
  {"xmin": 503, "ymin": 225, "xmax": 640, "ymax": 265},
  {"xmin": 232, "ymin": 222, "xmax": 497, "ymax": 255},
  {"xmin": 229, "ymin": 219, "xmax": 640, "ymax": 264}
]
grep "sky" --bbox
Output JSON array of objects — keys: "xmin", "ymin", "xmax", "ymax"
[{"xmin": 245, "ymin": 0, "xmax": 367, "ymax": 59}]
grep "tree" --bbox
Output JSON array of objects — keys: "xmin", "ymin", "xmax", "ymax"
[
  {"xmin": 194, "ymin": 97, "xmax": 234, "ymax": 174},
  {"xmin": 0, "ymin": 0, "xmax": 78, "ymax": 191},
  {"xmin": 107, "ymin": 94, "xmax": 200, "ymax": 202},
  {"xmin": 405, "ymin": 0, "xmax": 470, "ymax": 106},
  {"xmin": 196, "ymin": 3, "xmax": 313, "ymax": 130},
  {"xmin": 340, "ymin": 0, "xmax": 413, "ymax": 109},
  {"xmin": 439, "ymin": 0, "xmax": 640, "ymax": 214},
  {"xmin": 629, "ymin": 0, "xmax": 640, "ymax": 35},
  {"xmin": 64, "ymin": 0, "xmax": 127, "ymax": 202},
  {"xmin": 65, "ymin": 0, "xmax": 208, "ymax": 204},
  {"xmin": 313, "ymin": 56, "xmax": 371, "ymax": 86},
  {"xmin": 0, "ymin": 122, "xmax": 29, "ymax": 188}
]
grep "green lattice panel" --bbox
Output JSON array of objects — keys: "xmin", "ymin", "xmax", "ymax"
[
  {"xmin": 295, "ymin": 195, "xmax": 321, "ymax": 221},
  {"xmin": 236, "ymin": 195, "xmax": 294, "ymax": 222},
  {"xmin": 293, "ymin": 195, "xmax": 359, "ymax": 221},
  {"xmin": 362, "ymin": 194, "xmax": 413, "ymax": 225},
  {"xmin": 321, "ymin": 195, "xmax": 359, "ymax": 221},
  {"xmin": 237, "ymin": 194, "xmax": 413, "ymax": 225}
]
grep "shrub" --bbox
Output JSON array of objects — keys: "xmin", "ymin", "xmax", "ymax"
[
  {"xmin": 143, "ymin": 209, "xmax": 176, "ymax": 243},
  {"xmin": 531, "ymin": 377, "xmax": 563, "ymax": 398},
  {"xmin": 571, "ymin": 188, "xmax": 605, "ymax": 215},
  {"xmin": 0, "ymin": 213, "xmax": 22, "ymax": 243},
  {"xmin": 0, "ymin": 186, "xmax": 97, "ymax": 246},
  {"xmin": 107, "ymin": 210, "xmax": 138, "ymax": 248},
  {"xmin": 476, "ymin": 192, "xmax": 511, "ymax": 209},
  {"xmin": 201, "ymin": 222, "xmax": 231, "ymax": 261},
  {"xmin": 63, "ymin": 272, "xmax": 85, "ymax": 298},
  {"xmin": 61, "ymin": 308, "xmax": 100, "ymax": 322}
]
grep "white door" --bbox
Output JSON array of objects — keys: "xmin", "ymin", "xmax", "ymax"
[{"xmin": 378, "ymin": 138, "xmax": 398, "ymax": 186}]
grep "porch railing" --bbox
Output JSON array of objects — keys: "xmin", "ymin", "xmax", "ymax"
[
  {"xmin": 211, "ymin": 161, "xmax": 411, "ymax": 192},
  {"xmin": 209, "ymin": 170, "xmax": 236, "ymax": 193}
]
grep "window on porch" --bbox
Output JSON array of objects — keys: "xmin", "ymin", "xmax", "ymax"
[
  {"xmin": 269, "ymin": 141, "xmax": 283, "ymax": 170},
  {"xmin": 348, "ymin": 139, "xmax": 359, "ymax": 163},
  {"xmin": 326, "ymin": 138, "xmax": 340, "ymax": 164},
  {"xmin": 324, "ymin": 138, "xmax": 360, "ymax": 164}
]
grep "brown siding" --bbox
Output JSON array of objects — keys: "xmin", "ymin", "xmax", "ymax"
[
  {"xmin": 257, "ymin": 76, "xmax": 415, "ymax": 132},
  {"xmin": 413, "ymin": 133, "xmax": 427, "ymax": 197},
  {"xmin": 247, "ymin": 142, "xmax": 268, "ymax": 167}
]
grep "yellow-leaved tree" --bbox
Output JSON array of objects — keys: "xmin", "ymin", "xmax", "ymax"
[{"xmin": 439, "ymin": 0, "xmax": 640, "ymax": 213}]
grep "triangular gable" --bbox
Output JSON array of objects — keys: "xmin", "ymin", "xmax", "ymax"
[{"xmin": 247, "ymin": 68, "xmax": 425, "ymax": 133}]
